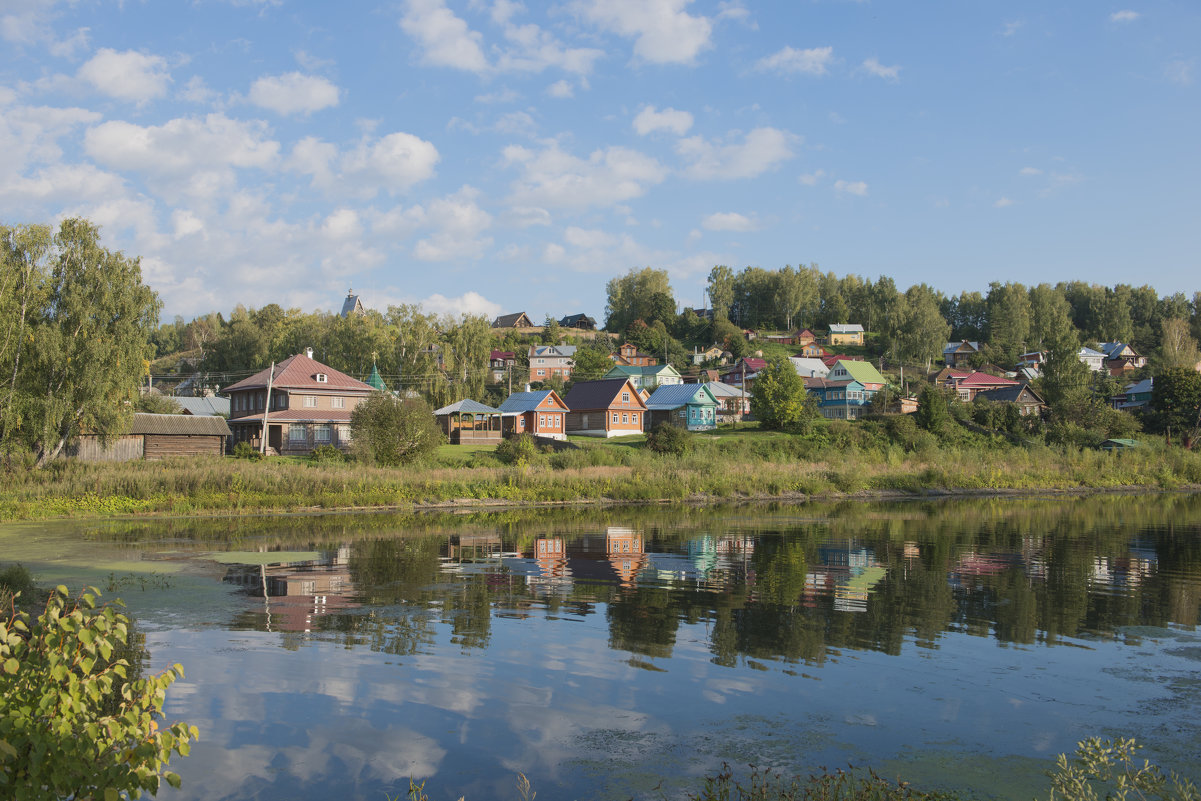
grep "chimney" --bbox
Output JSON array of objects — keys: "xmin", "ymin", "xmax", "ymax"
[{"xmin": 305, "ymin": 347, "xmax": 314, "ymax": 359}]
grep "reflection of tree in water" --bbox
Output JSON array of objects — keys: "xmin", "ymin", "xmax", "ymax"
[{"xmin": 202, "ymin": 495, "xmax": 1201, "ymax": 666}]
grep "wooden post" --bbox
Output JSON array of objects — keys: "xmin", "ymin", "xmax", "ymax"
[{"xmin": 260, "ymin": 361, "xmax": 275, "ymax": 455}]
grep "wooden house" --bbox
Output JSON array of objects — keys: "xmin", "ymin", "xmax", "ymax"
[
  {"xmin": 612, "ymin": 342, "xmax": 658, "ymax": 366},
  {"xmin": 703, "ymin": 381, "xmax": 749, "ymax": 422},
  {"xmin": 558, "ymin": 313, "xmax": 597, "ymax": 330},
  {"xmin": 223, "ymin": 349, "xmax": 375, "ymax": 454},
  {"xmin": 69, "ymin": 413, "xmax": 231, "ymax": 462},
  {"xmin": 493, "ymin": 311, "xmax": 535, "ymax": 329},
  {"xmin": 602, "ymin": 363, "xmax": 683, "ymax": 390},
  {"xmin": 828, "ymin": 324, "xmax": 865, "ymax": 345},
  {"xmin": 805, "ymin": 361, "xmax": 887, "ymax": 421},
  {"xmin": 975, "ymin": 384, "xmax": 1047, "ymax": 416},
  {"xmin": 434, "ymin": 399, "xmax": 502, "ymax": 444},
  {"xmin": 939, "ymin": 370, "xmax": 1020, "ymax": 401},
  {"xmin": 943, "ymin": 341, "xmax": 982, "ymax": 368},
  {"xmin": 720, "ymin": 357, "xmax": 767, "ymax": 388},
  {"xmin": 563, "ymin": 378, "xmax": 647, "ymax": 437},
  {"xmin": 490, "ymin": 349, "xmax": 516, "ymax": 382},
  {"xmin": 645, "ymin": 384, "xmax": 719, "ymax": 431},
  {"xmin": 339, "ymin": 289, "xmax": 365, "ymax": 318},
  {"xmin": 1098, "ymin": 342, "xmax": 1148, "ymax": 377},
  {"xmin": 498, "ymin": 390, "xmax": 570, "ymax": 441}
]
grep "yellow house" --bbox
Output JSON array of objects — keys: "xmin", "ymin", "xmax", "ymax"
[{"xmin": 828, "ymin": 324, "xmax": 864, "ymax": 346}]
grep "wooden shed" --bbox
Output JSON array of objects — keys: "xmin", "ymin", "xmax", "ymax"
[{"xmin": 71, "ymin": 413, "xmax": 231, "ymax": 462}]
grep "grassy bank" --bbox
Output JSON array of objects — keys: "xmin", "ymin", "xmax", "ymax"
[{"xmin": 2, "ymin": 421, "xmax": 1200, "ymax": 522}]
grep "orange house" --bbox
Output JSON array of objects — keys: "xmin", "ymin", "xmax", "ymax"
[
  {"xmin": 498, "ymin": 389, "xmax": 570, "ymax": 441},
  {"xmin": 563, "ymin": 378, "xmax": 647, "ymax": 437},
  {"xmin": 612, "ymin": 342, "xmax": 658, "ymax": 366}
]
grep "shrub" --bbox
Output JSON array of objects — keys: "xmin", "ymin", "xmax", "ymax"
[
  {"xmin": 0, "ymin": 586, "xmax": 198, "ymax": 799},
  {"xmin": 645, "ymin": 422, "xmax": 692, "ymax": 455},
  {"xmin": 231, "ymin": 441, "xmax": 263, "ymax": 460},
  {"xmin": 0, "ymin": 564, "xmax": 36, "ymax": 611},
  {"xmin": 496, "ymin": 435, "xmax": 543, "ymax": 466},
  {"xmin": 308, "ymin": 444, "xmax": 345, "ymax": 465},
  {"xmin": 351, "ymin": 393, "xmax": 444, "ymax": 467},
  {"xmin": 1043, "ymin": 737, "xmax": 1200, "ymax": 801}
]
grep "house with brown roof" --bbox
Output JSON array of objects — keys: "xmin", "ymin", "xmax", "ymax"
[
  {"xmin": 976, "ymin": 384, "xmax": 1046, "ymax": 416},
  {"xmin": 223, "ymin": 348, "xmax": 375, "ymax": 454},
  {"xmin": 943, "ymin": 341, "xmax": 982, "ymax": 369},
  {"xmin": 69, "ymin": 413, "xmax": 231, "ymax": 462},
  {"xmin": 939, "ymin": 370, "xmax": 1020, "ymax": 401},
  {"xmin": 612, "ymin": 342, "xmax": 658, "ymax": 366},
  {"xmin": 563, "ymin": 378, "xmax": 647, "ymax": 437},
  {"xmin": 493, "ymin": 311, "xmax": 535, "ymax": 329}
]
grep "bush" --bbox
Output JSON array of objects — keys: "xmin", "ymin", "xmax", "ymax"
[
  {"xmin": 231, "ymin": 441, "xmax": 263, "ymax": 460},
  {"xmin": 350, "ymin": 393, "xmax": 444, "ymax": 467},
  {"xmin": 0, "ymin": 586, "xmax": 198, "ymax": 798},
  {"xmin": 308, "ymin": 444, "xmax": 345, "ymax": 465},
  {"xmin": 1044, "ymin": 737, "xmax": 1200, "ymax": 801},
  {"xmin": 0, "ymin": 564, "xmax": 36, "ymax": 611},
  {"xmin": 645, "ymin": 422, "xmax": 692, "ymax": 455},
  {"xmin": 496, "ymin": 435, "xmax": 543, "ymax": 466}
]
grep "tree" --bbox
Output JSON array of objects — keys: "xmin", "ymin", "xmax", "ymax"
[
  {"xmin": 571, "ymin": 344, "xmax": 615, "ymax": 381},
  {"xmin": 774, "ymin": 265, "xmax": 817, "ymax": 331},
  {"xmin": 706, "ymin": 265, "xmax": 736, "ymax": 321},
  {"xmin": 2, "ymin": 219, "xmax": 160, "ymax": 467},
  {"xmin": 0, "ymin": 586, "xmax": 198, "ymax": 798},
  {"xmin": 350, "ymin": 393, "xmax": 444, "ymax": 466},
  {"xmin": 1, "ymin": 224, "xmax": 51, "ymax": 444},
  {"xmin": 1157, "ymin": 318, "xmax": 1201, "ymax": 371},
  {"xmin": 750, "ymin": 356, "xmax": 817, "ymax": 431},
  {"xmin": 386, "ymin": 304, "xmax": 443, "ymax": 401},
  {"xmin": 914, "ymin": 383, "xmax": 952, "ymax": 432},
  {"xmin": 540, "ymin": 315, "xmax": 562, "ymax": 345},
  {"xmin": 893, "ymin": 284, "xmax": 951, "ymax": 369},
  {"xmin": 1148, "ymin": 367, "xmax": 1201, "ymax": 444},
  {"xmin": 986, "ymin": 281, "xmax": 1031, "ymax": 365},
  {"xmin": 1029, "ymin": 284, "xmax": 1073, "ymax": 351},
  {"xmin": 605, "ymin": 267, "xmax": 674, "ymax": 331},
  {"xmin": 1039, "ymin": 323, "xmax": 1092, "ymax": 420}
]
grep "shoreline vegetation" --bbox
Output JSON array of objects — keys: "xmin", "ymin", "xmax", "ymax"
[{"xmin": 3, "ymin": 424, "xmax": 1200, "ymax": 522}]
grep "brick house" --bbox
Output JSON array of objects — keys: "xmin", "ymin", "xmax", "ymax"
[{"xmin": 528, "ymin": 344, "xmax": 576, "ymax": 383}]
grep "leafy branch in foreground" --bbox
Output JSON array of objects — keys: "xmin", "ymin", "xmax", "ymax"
[
  {"xmin": 0, "ymin": 585, "xmax": 197, "ymax": 800},
  {"xmin": 1045, "ymin": 737, "xmax": 1200, "ymax": 801}
]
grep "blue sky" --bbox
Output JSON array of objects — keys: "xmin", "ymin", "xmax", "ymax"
[{"xmin": 2, "ymin": 1, "xmax": 1198, "ymax": 323}]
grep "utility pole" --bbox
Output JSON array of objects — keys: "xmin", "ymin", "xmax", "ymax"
[{"xmin": 260, "ymin": 362, "xmax": 275, "ymax": 456}]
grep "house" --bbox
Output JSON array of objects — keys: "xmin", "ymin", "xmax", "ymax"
[
  {"xmin": 692, "ymin": 345, "xmax": 726, "ymax": 365},
  {"xmin": 721, "ymin": 357, "xmax": 768, "ymax": 388},
  {"xmin": 943, "ymin": 341, "xmax": 982, "ymax": 369},
  {"xmin": 434, "ymin": 399, "xmax": 502, "ymax": 444},
  {"xmin": 827, "ymin": 359, "xmax": 887, "ymax": 388},
  {"xmin": 703, "ymin": 382, "xmax": 749, "ymax": 422},
  {"xmin": 223, "ymin": 349, "xmax": 375, "ymax": 454},
  {"xmin": 645, "ymin": 384, "xmax": 719, "ymax": 431},
  {"xmin": 558, "ymin": 313, "xmax": 597, "ymax": 330},
  {"xmin": 339, "ymin": 289, "xmax": 365, "ymax": 318},
  {"xmin": 789, "ymin": 357, "xmax": 830, "ymax": 379},
  {"xmin": 528, "ymin": 344, "xmax": 576, "ymax": 383},
  {"xmin": 493, "ymin": 311, "xmax": 535, "ymax": 329},
  {"xmin": 761, "ymin": 331, "xmax": 798, "ymax": 345},
  {"xmin": 939, "ymin": 370, "xmax": 1020, "ymax": 401},
  {"xmin": 1078, "ymin": 346, "xmax": 1107, "ymax": 372},
  {"xmin": 1100, "ymin": 438, "xmax": 1143, "ymax": 451},
  {"xmin": 174, "ymin": 395, "xmax": 231, "ymax": 417},
  {"xmin": 612, "ymin": 342, "xmax": 658, "ymax": 366},
  {"xmin": 821, "ymin": 353, "xmax": 860, "ymax": 369},
  {"xmin": 563, "ymin": 379, "xmax": 647, "ymax": 437},
  {"xmin": 804, "ymin": 376, "xmax": 877, "ymax": 420},
  {"xmin": 1019, "ymin": 348, "xmax": 1107, "ymax": 377},
  {"xmin": 1112, "ymin": 378, "xmax": 1153, "ymax": 410},
  {"xmin": 1098, "ymin": 343, "xmax": 1147, "ymax": 377},
  {"xmin": 797, "ymin": 341, "xmax": 827, "ymax": 358},
  {"xmin": 828, "ymin": 324, "xmax": 865, "ymax": 346},
  {"xmin": 498, "ymin": 390, "xmax": 570, "ymax": 441},
  {"xmin": 975, "ymin": 384, "xmax": 1047, "ymax": 416},
  {"xmin": 603, "ymin": 363, "xmax": 683, "ymax": 390},
  {"xmin": 796, "ymin": 329, "xmax": 817, "ymax": 347},
  {"xmin": 69, "ymin": 413, "xmax": 231, "ymax": 462},
  {"xmin": 490, "ymin": 349, "xmax": 517, "ymax": 382}
]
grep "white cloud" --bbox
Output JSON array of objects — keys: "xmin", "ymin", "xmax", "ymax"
[
  {"xmin": 413, "ymin": 186, "xmax": 493, "ymax": 261},
  {"xmin": 1110, "ymin": 10, "xmax": 1140, "ymax": 23},
  {"xmin": 85, "ymin": 114, "xmax": 280, "ymax": 177},
  {"xmin": 677, "ymin": 127, "xmax": 797, "ymax": 180},
  {"xmin": 573, "ymin": 0, "xmax": 713, "ymax": 65},
  {"xmin": 291, "ymin": 131, "xmax": 440, "ymax": 197},
  {"xmin": 400, "ymin": 0, "xmax": 488, "ymax": 73},
  {"xmin": 564, "ymin": 226, "xmax": 617, "ymax": 248},
  {"xmin": 701, "ymin": 212, "xmax": 759, "ymax": 232},
  {"xmin": 493, "ymin": 14, "xmax": 604, "ymax": 75},
  {"xmin": 632, "ymin": 105, "xmax": 693, "ymax": 136},
  {"xmin": 1165, "ymin": 59, "xmax": 1193, "ymax": 86},
  {"xmin": 0, "ymin": 104, "xmax": 101, "ymax": 174},
  {"xmin": 1002, "ymin": 20, "xmax": 1024, "ymax": 37},
  {"xmin": 179, "ymin": 76, "xmax": 220, "ymax": 105},
  {"xmin": 78, "ymin": 48, "xmax": 171, "ymax": 103},
  {"xmin": 833, "ymin": 179, "xmax": 868, "ymax": 196},
  {"xmin": 494, "ymin": 110, "xmax": 537, "ymax": 136},
  {"xmin": 1019, "ymin": 166, "xmax": 1043, "ymax": 176},
  {"xmin": 798, "ymin": 169, "xmax": 825, "ymax": 186},
  {"xmin": 994, "ymin": 197, "xmax": 1013, "ymax": 208},
  {"xmin": 754, "ymin": 46, "xmax": 834, "ymax": 76},
  {"xmin": 860, "ymin": 57, "xmax": 900, "ymax": 82},
  {"xmin": 503, "ymin": 140, "xmax": 668, "ymax": 210},
  {"xmin": 322, "ymin": 208, "xmax": 363, "ymax": 239},
  {"xmin": 476, "ymin": 88, "xmax": 520, "ymax": 103},
  {"xmin": 546, "ymin": 79, "xmax": 574, "ymax": 98},
  {"xmin": 248, "ymin": 72, "xmax": 340, "ymax": 115},
  {"xmin": 419, "ymin": 291, "xmax": 502, "ymax": 318}
]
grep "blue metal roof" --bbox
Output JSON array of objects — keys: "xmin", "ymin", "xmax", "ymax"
[
  {"xmin": 498, "ymin": 391, "xmax": 554, "ymax": 413},
  {"xmin": 645, "ymin": 384, "xmax": 717, "ymax": 410}
]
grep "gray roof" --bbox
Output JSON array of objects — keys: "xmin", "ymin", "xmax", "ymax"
[
  {"xmin": 173, "ymin": 396, "xmax": 230, "ymax": 416},
  {"xmin": 944, "ymin": 341, "xmax": 981, "ymax": 354},
  {"xmin": 645, "ymin": 384, "xmax": 717, "ymax": 410},
  {"xmin": 1124, "ymin": 378, "xmax": 1153, "ymax": 395},
  {"xmin": 434, "ymin": 399, "xmax": 501, "ymax": 415},
  {"xmin": 530, "ymin": 344, "xmax": 577, "ymax": 358},
  {"xmin": 498, "ymin": 391, "xmax": 560, "ymax": 413},
  {"xmin": 128, "ymin": 413, "xmax": 231, "ymax": 436},
  {"xmin": 829, "ymin": 324, "xmax": 864, "ymax": 334},
  {"xmin": 703, "ymin": 381, "xmax": 747, "ymax": 399}
]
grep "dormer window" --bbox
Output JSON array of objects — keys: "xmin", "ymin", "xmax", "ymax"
[{"xmin": 316, "ymin": 373, "xmax": 328, "ymax": 383}]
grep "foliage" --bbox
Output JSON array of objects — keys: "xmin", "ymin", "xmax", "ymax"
[
  {"xmin": 645, "ymin": 422, "xmax": 693, "ymax": 455},
  {"xmin": 134, "ymin": 394, "xmax": 182, "ymax": 415},
  {"xmin": 308, "ymin": 444, "xmax": 346, "ymax": 465},
  {"xmin": 914, "ymin": 384, "xmax": 953, "ymax": 432},
  {"xmin": 540, "ymin": 316, "xmax": 562, "ymax": 345},
  {"xmin": 688, "ymin": 763, "xmax": 962, "ymax": 801},
  {"xmin": 350, "ymin": 393, "xmax": 444, "ymax": 467},
  {"xmin": 0, "ymin": 585, "xmax": 197, "ymax": 799},
  {"xmin": 495, "ymin": 434, "xmax": 544, "ymax": 466},
  {"xmin": 1, "ymin": 219, "xmax": 160, "ymax": 468},
  {"xmin": 1148, "ymin": 367, "xmax": 1201, "ymax": 442},
  {"xmin": 1, "ymin": 564, "xmax": 37, "ymax": 612},
  {"xmin": 1043, "ymin": 737, "xmax": 1200, "ymax": 801},
  {"xmin": 605, "ymin": 267, "xmax": 674, "ymax": 331},
  {"xmin": 750, "ymin": 356, "xmax": 816, "ymax": 432},
  {"xmin": 571, "ymin": 344, "xmax": 616, "ymax": 381},
  {"xmin": 1157, "ymin": 318, "xmax": 1201, "ymax": 372}
]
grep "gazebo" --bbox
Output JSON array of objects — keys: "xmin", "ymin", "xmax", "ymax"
[{"xmin": 433, "ymin": 399, "xmax": 503, "ymax": 444}]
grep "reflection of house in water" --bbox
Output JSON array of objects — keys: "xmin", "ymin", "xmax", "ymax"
[
  {"xmin": 441, "ymin": 534, "xmax": 521, "ymax": 576},
  {"xmin": 804, "ymin": 544, "xmax": 886, "ymax": 612},
  {"xmin": 948, "ymin": 551, "xmax": 1025, "ymax": 590},
  {"xmin": 1091, "ymin": 541, "xmax": 1157, "ymax": 590},
  {"xmin": 642, "ymin": 535, "xmax": 756, "ymax": 588},
  {"xmin": 223, "ymin": 547, "xmax": 358, "ymax": 633},
  {"xmin": 605, "ymin": 527, "xmax": 647, "ymax": 586}
]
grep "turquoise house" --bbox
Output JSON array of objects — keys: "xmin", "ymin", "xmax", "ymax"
[{"xmin": 644, "ymin": 384, "xmax": 719, "ymax": 431}]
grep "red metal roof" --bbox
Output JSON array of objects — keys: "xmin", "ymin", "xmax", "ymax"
[
  {"xmin": 223, "ymin": 353, "xmax": 374, "ymax": 393},
  {"xmin": 956, "ymin": 372, "xmax": 1019, "ymax": 387}
]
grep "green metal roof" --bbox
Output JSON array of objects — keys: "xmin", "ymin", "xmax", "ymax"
[
  {"xmin": 831, "ymin": 359, "xmax": 886, "ymax": 385},
  {"xmin": 366, "ymin": 363, "xmax": 387, "ymax": 391}
]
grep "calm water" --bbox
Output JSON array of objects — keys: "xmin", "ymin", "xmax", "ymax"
[{"xmin": 3, "ymin": 496, "xmax": 1201, "ymax": 800}]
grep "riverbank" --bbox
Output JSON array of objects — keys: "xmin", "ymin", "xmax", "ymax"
[{"xmin": 2, "ymin": 426, "xmax": 1199, "ymax": 522}]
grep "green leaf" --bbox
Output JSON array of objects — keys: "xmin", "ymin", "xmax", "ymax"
[
  {"xmin": 165, "ymin": 771, "xmax": 182, "ymax": 789},
  {"xmin": 2, "ymin": 658, "xmax": 17, "ymax": 675},
  {"xmin": 105, "ymin": 788, "xmax": 120, "ymax": 801}
]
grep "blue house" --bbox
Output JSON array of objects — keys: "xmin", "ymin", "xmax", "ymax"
[{"xmin": 644, "ymin": 384, "xmax": 719, "ymax": 431}]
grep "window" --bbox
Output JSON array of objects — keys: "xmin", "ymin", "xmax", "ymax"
[
  {"xmin": 332, "ymin": 397, "xmax": 344, "ymax": 409},
  {"xmin": 316, "ymin": 374, "xmax": 328, "ymax": 383},
  {"xmin": 315, "ymin": 425, "xmax": 332, "ymax": 442},
  {"xmin": 537, "ymin": 369, "xmax": 545, "ymax": 377},
  {"xmin": 622, "ymin": 413, "xmax": 629, "ymax": 424},
  {"xmin": 612, "ymin": 413, "xmax": 618, "ymax": 424},
  {"xmin": 539, "ymin": 415, "xmax": 546, "ymax": 428},
  {"xmin": 289, "ymin": 425, "xmax": 306, "ymax": 442},
  {"xmin": 337, "ymin": 425, "xmax": 351, "ymax": 443},
  {"xmin": 631, "ymin": 413, "xmax": 638, "ymax": 424},
  {"xmin": 304, "ymin": 396, "xmax": 318, "ymax": 408},
  {"xmin": 622, "ymin": 392, "xmax": 630, "ymax": 403}
]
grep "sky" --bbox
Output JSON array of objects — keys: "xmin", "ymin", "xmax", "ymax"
[{"xmin": 2, "ymin": 1, "xmax": 1199, "ymax": 324}]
